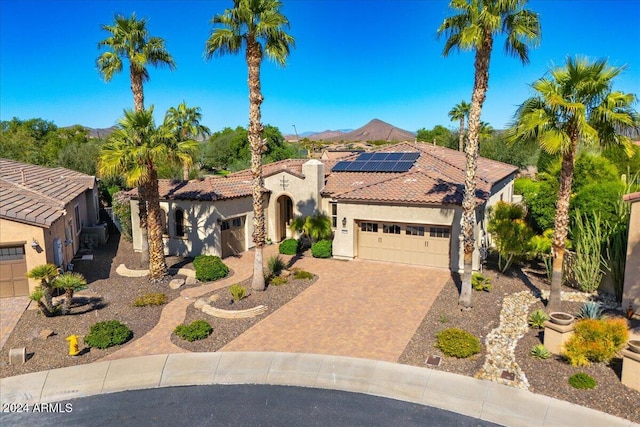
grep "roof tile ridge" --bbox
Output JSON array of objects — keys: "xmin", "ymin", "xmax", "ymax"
[{"xmin": 0, "ymin": 178, "xmax": 66, "ymax": 207}]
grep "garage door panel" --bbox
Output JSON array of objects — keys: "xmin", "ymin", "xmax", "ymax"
[
  {"xmin": 0, "ymin": 245, "xmax": 29, "ymax": 298},
  {"xmin": 357, "ymin": 221, "xmax": 450, "ymax": 269}
]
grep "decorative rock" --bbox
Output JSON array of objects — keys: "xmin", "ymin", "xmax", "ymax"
[
  {"xmin": 280, "ymin": 270, "xmax": 291, "ymax": 278},
  {"xmin": 169, "ymin": 278, "xmax": 185, "ymax": 290},
  {"xmin": 9, "ymin": 347, "xmax": 26, "ymax": 365},
  {"xmin": 208, "ymin": 294, "xmax": 221, "ymax": 303},
  {"xmin": 193, "ymin": 299, "xmax": 207, "ymax": 310},
  {"xmin": 39, "ymin": 329, "xmax": 54, "ymax": 339},
  {"xmin": 186, "ymin": 276, "xmax": 198, "ymax": 286}
]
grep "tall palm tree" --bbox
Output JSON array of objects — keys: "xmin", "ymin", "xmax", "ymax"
[
  {"xmin": 97, "ymin": 13, "xmax": 176, "ymax": 266},
  {"xmin": 448, "ymin": 100, "xmax": 471, "ymax": 151},
  {"xmin": 437, "ymin": 0, "xmax": 541, "ymax": 308},
  {"xmin": 164, "ymin": 102, "xmax": 211, "ymax": 180},
  {"xmin": 205, "ymin": 0, "xmax": 294, "ymax": 291},
  {"xmin": 99, "ymin": 108, "xmax": 197, "ymax": 280},
  {"xmin": 506, "ymin": 56, "xmax": 638, "ymax": 312}
]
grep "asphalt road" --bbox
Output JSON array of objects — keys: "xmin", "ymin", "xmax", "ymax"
[{"xmin": 1, "ymin": 384, "xmax": 502, "ymax": 427}]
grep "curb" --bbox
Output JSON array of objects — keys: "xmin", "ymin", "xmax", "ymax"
[{"xmin": 0, "ymin": 352, "xmax": 636, "ymax": 427}]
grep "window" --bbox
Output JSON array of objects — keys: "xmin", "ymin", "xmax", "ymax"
[
  {"xmin": 74, "ymin": 204, "xmax": 81, "ymax": 233},
  {"xmin": 406, "ymin": 225, "xmax": 425, "ymax": 236},
  {"xmin": 383, "ymin": 224, "xmax": 401, "ymax": 234},
  {"xmin": 175, "ymin": 209, "xmax": 185, "ymax": 237},
  {"xmin": 94, "ymin": 194, "xmax": 100, "ymax": 223},
  {"xmin": 430, "ymin": 227, "xmax": 450, "ymax": 238},
  {"xmin": 360, "ymin": 222, "xmax": 378, "ymax": 232},
  {"xmin": 160, "ymin": 209, "xmax": 168, "ymax": 235},
  {"xmin": 221, "ymin": 221, "xmax": 230, "ymax": 231},
  {"xmin": 0, "ymin": 246, "xmax": 24, "ymax": 261},
  {"xmin": 232, "ymin": 217, "xmax": 242, "ymax": 228},
  {"xmin": 330, "ymin": 202, "xmax": 337, "ymax": 228}
]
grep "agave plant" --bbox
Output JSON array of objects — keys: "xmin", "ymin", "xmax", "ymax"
[
  {"xmin": 577, "ymin": 301, "xmax": 604, "ymax": 320},
  {"xmin": 528, "ymin": 309, "xmax": 550, "ymax": 329},
  {"xmin": 530, "ymin": 344, "xmax": 551, "ymax": 360}
]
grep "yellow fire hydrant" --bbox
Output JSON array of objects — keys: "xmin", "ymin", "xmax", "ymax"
[{"xmin": 66, "ymin": 335, "xmax": 80, "ymax": 356}]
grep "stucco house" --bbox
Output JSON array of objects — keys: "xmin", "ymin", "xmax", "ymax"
[
  {"xmin": 623, "ymin": 191, "xmax": 640, "ymax": 311},
  {"xmin": 0, "ymin": 159, "xmax": 100, "ymax": 298},
  {"xmin": 129, "ymin": 141, "xmax": 517, "ymax": 272}
]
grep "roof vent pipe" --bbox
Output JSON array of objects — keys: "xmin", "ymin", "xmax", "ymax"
[{"xmin": 21, "ymin": 168, "xmax": 25, "ymax": 184}]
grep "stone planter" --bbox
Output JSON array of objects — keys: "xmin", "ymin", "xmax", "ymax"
[
  {"xmin": 628, "ymin": 339, "xmax": 640, "ymax": 354},
  {"xmin": 543, "ymin": 320, "xmax": 576, "ymax": 355},
  {"xmin": 549, "ymin": 312, "xmax": 575, "ymax": 326}
]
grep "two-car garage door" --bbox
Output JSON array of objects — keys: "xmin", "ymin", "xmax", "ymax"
[{"xmin": 357, "ymin": 221, "xmax": 451, "ymax": 268}]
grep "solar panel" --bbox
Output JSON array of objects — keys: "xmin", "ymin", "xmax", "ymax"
[
  {"xmin": 370, "ymin": 152, "xmax": 389, "ymax": 161},
  {"xmin": 357, "ymin": 152, "xmax": 374, "ymax": 161},
  {"xmin": 385, "ymin": 153, "xmax": 403, "ymax": 161},
  {"xmin": 345, "ymin": 162, "xmax": 363, "ymax": 171},
  {"xmin": 332, "ymin": 162, "xmax": 349, "ymax": 172},
  {"xmin": 378, "ymin": 162, "xmax": 395, "ymax": 172},
  {"xmin": 332, "ymin": 152, "xmax": 419, "ymax": 173},
  {"xmin": 392, "ymin": 161, "xmax": 415, "ymax": 172},
  {"xmin": 401, "ymin": 152, "xmax": 420, "ymax": 161}
]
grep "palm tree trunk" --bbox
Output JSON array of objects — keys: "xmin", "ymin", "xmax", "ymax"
[
  {"xmin": 137, "ymin": 186, "xmax": 150, "ymax": 267},
  {"xmin": 548, "ymin": 136, "xmax": 578, "ymax": 312},
  {"xmin": 62, "ymin": 288, "xmax": 73, "ymax": 315},
  {"xmin": 247, "ymin": 39, "xmax": 266, "ymax": 292},
  {"xmin": 459, "ymin": 117, "xmax": 465, "ymax": 152},
  {"xmin": 130, "ymin": 67, "xmax": 145, "ymax": 113},
  {"xmin": 145, "ymin": 168, "xmax": 167, "ymax": 280},
  {"xmin": 42, "ymin": 284, "xmax": 55, "ymax": 313},
  {"xmin": 459, "ymin": 34, "xmax": 493, "ymax": 309},
  {"xmin": 183, "ymin": 164, "xmax": 190, "ymax": 181}
]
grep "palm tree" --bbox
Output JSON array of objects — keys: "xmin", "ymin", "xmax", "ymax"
[
  {"xmin": 164, "ymin": 102, "xmax": 211, "ymax": 180},
  {"xmin": 99, "ymin": 108, "xmax": 198, "ymax": 280},
  {"xmin": 205, "ymin": 0, "xmax": 295, "ymax": 291},
  {"xmin": 448, "ymin": 101, "xmax": 471, "ymax": 151},
  {"xmin": 53, "ymin": 272, "xmax": 88, "ymax": 315},
  {"xmin": 97, "ymin": 13, "xmax": 176, "ymax": 266},
  {"xmin": 437, "ymin": 0, "xmax": 541, "ymax": 308},
  {"xmin": 290, "ymin": 211, "xmax": 332, "ymax": 248},
  {"xmin": 506, "ymin": 56, "xmax": 638, "ymax": 312},
  {"xmin": 26, "ymin": 264, "xmax": 59, "ymax": 316}
]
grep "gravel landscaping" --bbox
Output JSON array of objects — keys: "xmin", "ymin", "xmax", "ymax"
[{"xmin": 1, "ymin": 236, "xmax": 639, "ymax": 423}]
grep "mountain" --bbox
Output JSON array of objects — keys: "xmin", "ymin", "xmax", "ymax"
[
  {"xmin": 323, "ymin": 119, "xmax": 415, "ymax": 142},
  {"xmin": 84, "ymin": 126, "xmax": 118, "ymax": 139}
]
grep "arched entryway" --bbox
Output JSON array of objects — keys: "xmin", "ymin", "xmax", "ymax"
[{"xmin": 276, "ymin": 195, "xmax": 294, "ymax": 242}]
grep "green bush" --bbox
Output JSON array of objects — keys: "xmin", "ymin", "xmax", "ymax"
[
  {"xmin": 528, "ymin": 309, "xmax": 550, "ymax": 329},
  {"xmin": 311, "ymin": 240, "xmax": 332, "ymax": 258},
  {"xmin": 487, "ymin": 202, "xmax": 534, "ymax": 272},
  {"xmin": 530, "ymin": 344, "xmax": 551, "ymax": 360},
  {"xmin": 563, "ymin": 318, "xmax": 628, "ymax": 366},
  {"xmin": 267, "ymin": 255, "xmax": 286, "ymax": 277},
  {"xmin": 292, "ymin": 269, "xmax": 313, "ymax": 280},
  {"xmin": 568, "ymin": 372, "xmax": 597, "ymax": 389},
  {"xmin": 269, "ymin": 276, "xmax": 288, "ymax": 286},
  {"xmin": 471, "ymin": 272, "xmax": 492, "ymax": 292},
  {"xmin": 174, "ymin": 320, "xmax": 213, "ymax": 342},
  {"xmin": 84, "ymin": 320, "xmax": 132, "ymax": 349},
  {"xmin": 193, "ymin": 255, "xmax": 229, "ymax": 282},
  {"xmin": 229, "ymin": 284, "xmax": 247, "ymax": 301},
  {"xmin": 133, "ymin": 292, "xmax": 168, "ymax": 307},
  {"xmin": 279, "ymin": 238, "xmax": 299, "ymax": 255},
  {"xmin": 435, "ymin": 328, "xmax": 481, "ymax": 358}
]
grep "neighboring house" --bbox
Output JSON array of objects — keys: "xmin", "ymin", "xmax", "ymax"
[
  {"xmin": 623, "ymin": 191, "xmax": 640, "ymax": 311},
  {"xmin": 0, "ymin": 159, "xmax": 100, "ymax": 298},
  {"xmin": 129, "ymin": 141, "xmax": 517, "ymax": 271}
]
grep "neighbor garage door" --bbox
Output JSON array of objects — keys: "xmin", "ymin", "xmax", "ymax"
[
  {"xmin": 221, "ymin": 216, "xmax": 246, "ymax": 258},
  {"xmin": 357, "ymin": 221, "xmax": 450, "ymax": 268},
  {"xmin": 0, "ymin": 244, "xmax": 29, "ymax": 298}
]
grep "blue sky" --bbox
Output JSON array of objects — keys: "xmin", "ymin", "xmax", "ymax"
[{"xmin": 1, "ymin": 0, "xmax": 639, "ymax": 135}]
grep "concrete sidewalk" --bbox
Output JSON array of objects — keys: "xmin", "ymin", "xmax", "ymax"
[{"xmin": 0, "ymin": 352, "xmax": 635, "ymax": 427}]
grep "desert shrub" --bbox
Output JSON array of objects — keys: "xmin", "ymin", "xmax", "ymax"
[
  {"xmin": 563, "ymin": 318, "xmax": 629, "ymax": 366},
  {"xmin": 577, "ymin": 301, "xmax": 604, "ymax": 320},
  {"xmin": 112, "ymin": 191, "xmax": 133, "ymax": 242},
  {"xmin": 311, "ymin": 239, "xmax": 332, "ymax": 258},
  {"xmin": 133, "ymin": 292, "xmax": 168, "ymax": 307},
  {"xmin": 530, "ymin": 344, "xmax": 551, "ymax": 360},
  {"xmin": 229, "ymin": 284, "xmax": 247, "ymax": 301},
  {"xmin": 487, "ymin": 202, "xmax": 535, "ymax": 272},
  {"xmin": 292, "ymin": 269, "xmax": 313, "ymax": 280},
  {"xmin": 528, "ymin": 229, "xmax": 553, "ymax": 282},
  {"xmin": 568, "ymin": 372, "xmax": 597, "ymax": 389},
  {"xmin": 84, "ymin": 320, "xmax": 132, "ymax": 349},
  {"xmin": 267, "ymin": 255, "xmax": 286, "ymax": 277},
  {"xmin": 193, "ymin": 255, "xmax": 229, "ymax": 282},
  {"xmin": 174, "ymin": 320, "xmax": 213, "ymax": 342},
  {"xmin": 269, "ymin": 276, "xmax": 288, "ymax": 286},
  {"xmin": 528, "ymin": 309, "xmax": 550, "ymax": 329},
  {"xmin": 279, "ymin": 238, "xmax": 299, "ymax": 255},
  {"xmin": 471, "ymin": 272, "xmax": 492, "ymax": 292},
  {"xmin": 571, "ymin": 210, "xmax": 608, "ymax": 293},
  {"xmin": 435, "ymin": 328, "xmax": 481, "ymax": 358}
]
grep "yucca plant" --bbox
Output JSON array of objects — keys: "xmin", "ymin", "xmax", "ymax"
[
  {"xmin": 577, "ymin": 301, "xmax": 604, "ymax": 320},
  {"xmin": 530, "ymin": 344, "xmax": 551, "ymax": 360},
  {"xmin": 229, "ymin": 284, "xmax": 247, "ymax": 302}
]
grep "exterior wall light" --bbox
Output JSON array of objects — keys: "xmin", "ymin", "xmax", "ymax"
[
  {"xmin": 342, "ymin": 217, "xmax": 347, "ymax": 227},
  {"xmin": 31, "ymin": 239, "xmax": 40, "ymax": 250}
]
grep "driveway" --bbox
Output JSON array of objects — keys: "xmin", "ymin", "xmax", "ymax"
[{"xmin": 222, "ymin": 255, "xmax": 450, "ymax": 362}]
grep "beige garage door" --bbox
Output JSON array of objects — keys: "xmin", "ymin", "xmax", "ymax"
[
  {"xmin": 221, "ymin": 216, "xmax": 246, "ymax": 258},
  {"xmin": 357, "ymin": 221, "xmax": 450, "ymax": 268},
  {"xmin": 0, "ymin": 245, "xmax": 29, "ymax": 298}
]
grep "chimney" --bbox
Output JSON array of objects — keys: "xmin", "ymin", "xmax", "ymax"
[{"xmin": 21, "ymin": 168, "xmax": 26, "ymax": 184}]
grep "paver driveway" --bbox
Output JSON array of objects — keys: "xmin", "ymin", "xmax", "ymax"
[{"xmin": 222, "ymin": 255, "xmax": 450, "ymax": 362}]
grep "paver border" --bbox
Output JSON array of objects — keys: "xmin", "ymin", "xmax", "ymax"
[{"xmin": 0, "ymin": 352, "xmax": 635, "ymax": 427}]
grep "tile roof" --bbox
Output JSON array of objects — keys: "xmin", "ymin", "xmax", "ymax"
[
  {"xmin": 323, "ymin": 142, "xmax": 516, "ymax": 205},
  {"xmin": 129, "ymin": 175, "xmax": 256, "ymax": 201},
  {"xmin": 0, "ymin": 158, "xmax": 96, "ymax": 227},
  {"xmin": 623, "ymin": 191, "xmax": 640, "ymax": 203}
]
